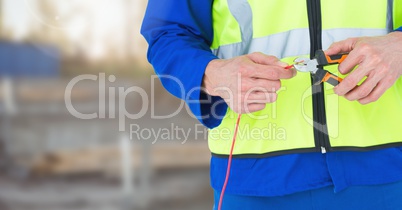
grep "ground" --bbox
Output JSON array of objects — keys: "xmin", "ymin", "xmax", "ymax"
[{"xmin": 0, "ymin": 168, "xmax": 213, "ymax": 210}]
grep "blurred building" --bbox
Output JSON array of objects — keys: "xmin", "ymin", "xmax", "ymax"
[{"xmin": 0, "ymin": 42, "xmax": 60, "ymax": 77}]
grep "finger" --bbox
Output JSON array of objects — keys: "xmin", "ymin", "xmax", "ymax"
[
  {"xmin": 243, "ymin": 103, "xmax": 267, "ymax": 114},
  {"xmin": 249, "ymin": 64, "xmax": 297, "ymax": 80},
  {"xmin": 334, "ymin": 64, "xmax": 371, "ymax": 96},
  {"xmin": 325, "ymin": 37, "xmax": 358, "ymax": 55},
  {"xmin": 244, "ymin": 92, "xmax": 278, "ymax": 103},
  {"xmin": 247, "ymin": 52, "xmax": 288, "ymax": 67},
  {"xmin": 335, "ymin": 49, "xmax": 365, "ymax": 75},
  {"xmin": 241, "ymin": 79, "xmax": 281, "ymax": 93},
  {"xmin": 343, "ymin": 72, "xmax": 380, "ymax": 101},
  {"xmin": 358, "ymin": 77, "xmax": 395, "ymax": 104}
]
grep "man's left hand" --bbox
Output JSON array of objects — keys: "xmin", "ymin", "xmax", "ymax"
[{"xmin": 326, "ymin": 32, "xmax": 402, "ymax": 104}]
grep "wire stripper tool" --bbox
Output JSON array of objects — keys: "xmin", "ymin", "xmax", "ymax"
[{"xmin": 291, "ymin": 50, "xmax": 348, "ymax": 86}]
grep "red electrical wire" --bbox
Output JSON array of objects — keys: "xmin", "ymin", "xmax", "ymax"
[
  {"xmin": 284, "ymin": 65, "xmax": 294, "ymax": 69},
  {"xmin": 218, "ymin": 114, "xmax": 242, "ymax": 210}
]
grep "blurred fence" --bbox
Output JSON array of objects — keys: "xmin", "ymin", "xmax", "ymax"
[{"xmin": 0, "ymin": 74, "xmax": 211, "ymax": 209}]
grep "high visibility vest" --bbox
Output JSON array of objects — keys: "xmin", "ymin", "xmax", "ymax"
[{"xmin": 209, "ymin": 0, "xmax": 402, "ymax": 158}]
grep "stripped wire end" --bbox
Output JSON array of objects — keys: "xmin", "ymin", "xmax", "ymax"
[{"xmin": 284, "ymin": 65, "xmax": 294, "ymax": 70}]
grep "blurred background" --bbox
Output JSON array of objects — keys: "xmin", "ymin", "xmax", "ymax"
[{"xmin": 0, "ymin": 1, "xmax": 212, "ymax": 210}]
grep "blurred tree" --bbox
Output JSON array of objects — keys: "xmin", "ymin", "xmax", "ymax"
[
  {"xmin": 125, "ymin": 0, "xmax": 134, "ymax": 59},
  {"xmin": 1, "ymin": 0, "xmax": 151, "ymax": 73},
  {"xmin": 0, "ymin": 0, "xmax": 3, "ymax": 38},
  {"xmin": 27, "ymin": 0, "xmax": 85, "ymax": 58},
  {"xmin": 27, "ymin": 1, "xmax": 63, "ymax": 41}
]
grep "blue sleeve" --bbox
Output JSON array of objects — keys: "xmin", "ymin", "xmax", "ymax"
[
  {"xmin": 141, "ymin": 0, "xmax": 227, "ymax": 128},
  {"xmin": 395, "ymin": 26, "xmax": 402, "ymax": 31}
]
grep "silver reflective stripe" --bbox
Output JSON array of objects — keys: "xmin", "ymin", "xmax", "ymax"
[
  {"xmin": 224, "ymin": 0, "xmax": 253, "ymax": 56},
  {"xmin": 212, "ymin": 28, "xmax": 388, "ymax": 59},
  {"xmin": 249, "ymin": 29, "xmax": 309, "ymax": 58},
  {"xmin": 213, "ymin": 28, "xmax": 310, "ymax": 59},
  {"xmin": 387, "ymin": 0, "xmax": 394, "ymax": 31},
  {"xmin": 322, "ymin": 28, "xmax": 388, "ymax": 49}
]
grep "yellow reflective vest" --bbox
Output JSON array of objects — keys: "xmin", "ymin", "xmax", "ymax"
[{"xmin": 209, "ymin": 0, "xmax": 402, "ymax": 157}]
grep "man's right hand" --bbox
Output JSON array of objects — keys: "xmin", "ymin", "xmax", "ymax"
[{"xmin": 202, "ymin": 52, "xmax": 297, "ymax": 114}]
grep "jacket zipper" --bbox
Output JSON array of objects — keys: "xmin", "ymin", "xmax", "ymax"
[{"xmin": 306, "ymin": 0, "xmax": 330, "ymax": 153}]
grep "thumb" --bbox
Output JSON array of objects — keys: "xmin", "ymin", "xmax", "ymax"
[{"xmin": 325, "ymin": 37, "xmax": 359, "ymax": 55}]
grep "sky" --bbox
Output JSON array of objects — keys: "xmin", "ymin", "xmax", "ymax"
[
  {"xmin": 3, "ymin": 0, "xmax": 30, "ymax": 39},
  {"xmin": 2, "ymin": 0, "xmax": 146, "ymax": 59}
]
